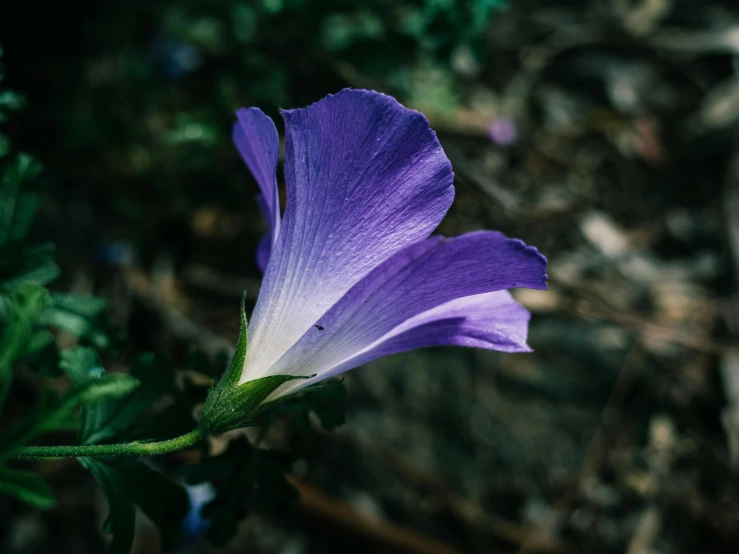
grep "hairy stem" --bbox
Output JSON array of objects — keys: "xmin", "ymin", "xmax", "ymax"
[{"xmin": 13, "ymin": 428, "xmax": 204, "ymax": 459}]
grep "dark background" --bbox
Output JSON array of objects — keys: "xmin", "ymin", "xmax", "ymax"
[{"xmin": 2, "ymin": 0, "xmax": 739, "ymax": 552}]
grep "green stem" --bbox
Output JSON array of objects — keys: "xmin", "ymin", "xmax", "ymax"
[{"xmin": 13, "ymin": 428, "xmax": 204, "ymax": 459}]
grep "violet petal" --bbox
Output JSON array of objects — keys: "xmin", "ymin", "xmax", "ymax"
[
  {"xmin": 257, "ymin": 230, "xmax": 546, "ymax": 391},
  {"xmin": 243, "ymin": 89, "xmax": 455, "ymax": 380}
]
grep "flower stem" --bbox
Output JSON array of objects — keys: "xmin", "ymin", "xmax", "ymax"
[{"xmin": 13, "ymin": 428, "xmax": 204, "ymax": 459}]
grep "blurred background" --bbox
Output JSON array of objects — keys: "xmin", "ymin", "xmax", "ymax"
[{"xmin": 2, "ymin": 0, "xmax": 739, "ymax": 552}]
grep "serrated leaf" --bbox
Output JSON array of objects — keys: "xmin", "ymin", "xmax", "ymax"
[
  {"xmin": 0, "ymin": 466, "xmax": 56, "ymax": 509},
  {"xmin": 119, "ymin": 460, "xmax": 190, "ymax": 550},
  {"xmin": 59, "ymin": 352, "xmax": 143, "ymax": 445},
  {"xmin": 51, "ymin": 293, "xmax": 107, "ymax": 318},
  {"xmin": 60, "ymin": 346, "xmax": 102, "ymax": 385},
  {"xmin": 68, "ymin": 374, "xmax": 141, "ymax": 407},
  {"xmin": 81, "ymin": 457, "xmax": 190, "ymax": 553},
  {"xmin": 0, "ymin": 283, "xmax": 51, "ymax": 407},
  {"xmin": 66, "ymin": 352, "xmax": 194, "ymax": 446},
  {"xmin": 80, "ymin": 458, "xmax": 136, "ymax": 554},
  {"xmin": 0, "ymin": 375, "xmax": 138, "ymax": 461},
  {"xmin": 0, "ymin": 283, "xmax": 50, "ymax": 374},
  {"xmin": 37, "ymin": 294, "xmax": 114, "ymax": 349}
]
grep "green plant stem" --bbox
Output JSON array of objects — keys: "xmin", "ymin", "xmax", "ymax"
[{"xmin": 13, "ymin": 428, "xmax": 204, "ymax": 459}]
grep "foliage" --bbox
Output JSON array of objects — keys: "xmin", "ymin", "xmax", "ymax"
[{"xmin": 0, "ymin": 46, "xmax": 347, "ymax": 553}]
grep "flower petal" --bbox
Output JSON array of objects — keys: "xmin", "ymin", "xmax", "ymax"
[
  {"xmin": 233, "ymin": 108, "xmax": 281, "ymax": 269},
  {"xmin": 256, "ymin": 230, "xmax": 547, "ymax": 390},
  {"xmin": 255, "ymin": 233, "xmax": 271, "ymax": 274},
  {"xmin": 359, "ymin": 290, "xmax": 533, "ymax": 357},
  {"xmin": 243, "ymin": 89, "xmax": 455, "ymax": 380},
  {"xmin": 268, "ymin": 291, "xmax": 532, "ymax": 399}
]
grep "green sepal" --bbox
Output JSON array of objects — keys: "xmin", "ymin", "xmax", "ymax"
[
  {"xmin": 198, "ymin": 292, "xmax": 311, "ymax": 433},
  {"xmin": 218, "ymin": 291, "xmax": 248, "ymax": 392},
  {"xmin": 197, "ymin": 291, "xmax": 247, "ymax": 432},
  {"xmin": 199, "ymin": 374, "xmax": 310, "ymax": 435}
]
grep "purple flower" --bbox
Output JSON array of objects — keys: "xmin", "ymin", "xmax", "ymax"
[
  {"xmin": 232, "ymin": 89, "xmax": 546, "ymax": 401},
  {"xmin": 488, "ymin": 117, "xmax": 518, "ymax": 146}
]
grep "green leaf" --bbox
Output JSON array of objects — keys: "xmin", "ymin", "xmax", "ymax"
[
  {"xmin": 119, "ymin": 460, "xmax": 190, "ymax": 550},
  {"xmin": 0, "ymin": 391, "xmax": 58, "ymax": 460},
  {"xmin": 63, "ymin": 351, "xmax": 194, "ymax": 445},
  {"xmin": 60, "ymin": 346, "xmax": 103, "ymax": 385},
  {"xmin": 0, "ymin": 89, "xmax": 25, "ymax": 123},
  {"xmin": 59, "ymin": 347, "xmax": 158, "ymax": 444},
  {"xmin": 0, "ymin": 466, "xmax": 56, "ymax": 509},
  {"xmin": 18, "ymin": 329, "xmax": 59, "ymax": 377},
  {"xmin": 68, "ymin": 373, "xmax": 141, "ymax": 407},
  {"xmin": 0, "ymin": 153, "xmax": 42, "ymax": 245},
  {"xmin": 0, "ymin": 283, "xmax": 50, "ymax": 374},
  {"xmin": 80, "ymin": 458, "xmax": 136, "ymax": 554},
  {"xmin": 0, "ymin": 90, "xmax": 25, "ymax": 112},
  {"xmin": 18, "ymin": 328, "xmax": 54, "ymax": 358},
  {"xmin": 51, "ymin": 293, "xmax": 108, "ymax": 318},
  {"xmin": 81, "ymin": 457, "xmax": 190, "ymax": 553},
  {"xmin": 37, "ymin": 294, "xmax": 115, "ymax": 349},
  {"xmin": 0, "ymin": 375, "xmax": 138, "ymax": 461},
  {"xmin": 0, "ymin": 283, "xmax": 51, "ymax": 407},
  {"xmin": 0, "ymin": 242, "xmax": 60, "ymax": 290}
]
